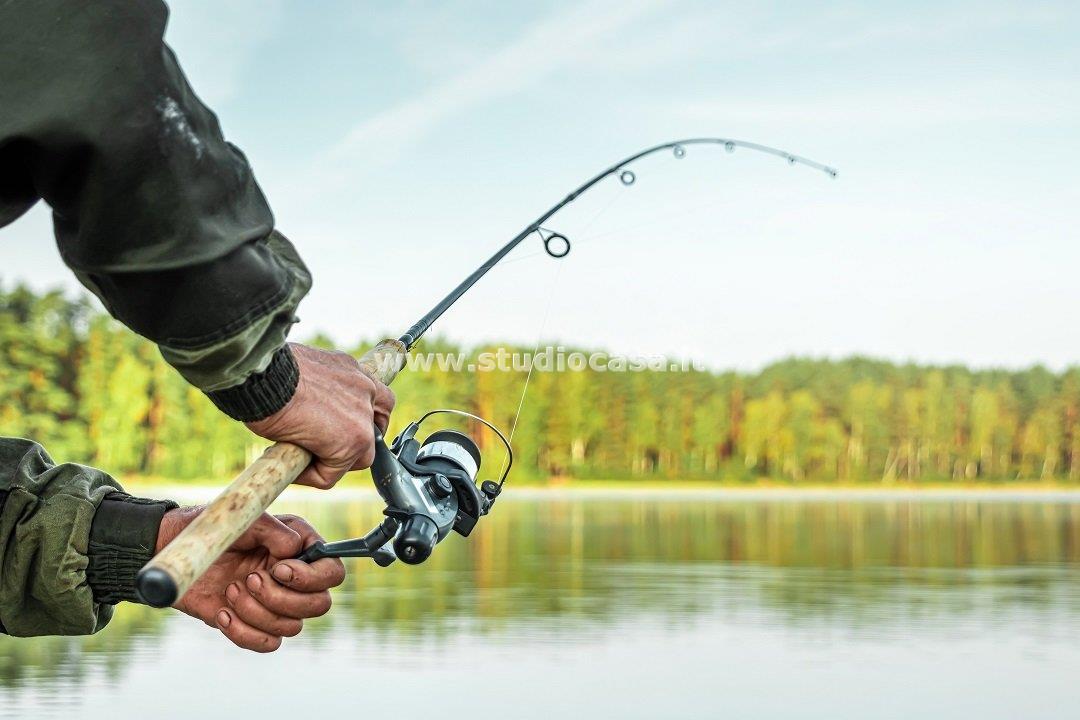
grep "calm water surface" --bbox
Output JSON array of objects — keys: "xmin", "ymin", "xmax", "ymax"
[{"xmin": 2, "ymin": 493, "xmax": 1080, "ymax": 719}]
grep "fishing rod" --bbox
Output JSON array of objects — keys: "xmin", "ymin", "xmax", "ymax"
[
  {"xmin": 400, "ymin": 137, "xmax": 836, "ymax": 350},
  {"xmin": 136, "ymin": 137, "xmax": 837, "ymax": 607}
]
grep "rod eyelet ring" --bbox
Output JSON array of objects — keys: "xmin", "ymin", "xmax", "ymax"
[
  {"xmin": 619, "ymin": 170, "xmax": 636, "ymax": 186},
  {"xmin": 673, "ymin": 144, "xmax": 686, "ymax": 158},
  {"xmin": 544, "ymin": 232, "xmax": 571, "ymax": 258}
]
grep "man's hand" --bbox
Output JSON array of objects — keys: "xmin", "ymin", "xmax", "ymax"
[
  {"xmin": 158, "ymin": 506, "xmax": 346, "ymax": 653},
  {"xmin": 246, "ymin": 343, "xmax": 396, "ymax": 489}
]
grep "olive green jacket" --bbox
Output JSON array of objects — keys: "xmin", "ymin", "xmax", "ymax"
[{"xmin": 0, "ymin": 0, "xmax": 310, "ymax": 635}]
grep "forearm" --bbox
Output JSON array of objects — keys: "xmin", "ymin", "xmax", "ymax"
[
  {"xmin": 0, "ymin": 439, "xmax": 175, "ymax": 636},
  {"xmin": 2, "ymin": 1, "xmax": 312, "ymax": 420}
]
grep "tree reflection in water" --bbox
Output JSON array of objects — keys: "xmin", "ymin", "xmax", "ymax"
[{"xmin": 3, "ymin": 495, "xmax": 1079, "ymax": 695}]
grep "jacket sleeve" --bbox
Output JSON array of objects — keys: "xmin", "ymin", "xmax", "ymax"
[
  {"xmin": 0, "ymin": 439, "xmax": 176, "ymax": 637},
  {"xmin": 73, "ymin": 231, "xmax": 311, "ymax": 420},
  {"xmin": 0, "ymin": 0, "xmax": 310, "ymax": 421}
]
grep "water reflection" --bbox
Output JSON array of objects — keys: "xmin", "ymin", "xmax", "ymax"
[
  {"xmin": 3, "ymin": 495, "xmax": 1080, "ymax": 715},
  {"xmin": 327, "ymin": 497, "xmax": 1080, "ymax": 638}
]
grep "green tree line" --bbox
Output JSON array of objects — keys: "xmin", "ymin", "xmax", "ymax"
[{"xmin": 2, "ymin": 283, "xmax": 1078, "ymax": 484}]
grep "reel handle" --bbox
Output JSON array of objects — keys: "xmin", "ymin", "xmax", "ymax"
[
  {"xmin": 393, "ymin": 514, "xmax": 439, "ymax": 565},
  {"xmin": 297, "ymin": 517, "xmax": 400, "ymax": 567},
  {"xmin": 135, "ymin": 338, "xmax": 407, "ymax": 608}
]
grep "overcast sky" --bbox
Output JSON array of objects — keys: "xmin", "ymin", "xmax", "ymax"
[{"xmin": 2, "ymin": 0, "xmax": 1077, "ymax": 370}]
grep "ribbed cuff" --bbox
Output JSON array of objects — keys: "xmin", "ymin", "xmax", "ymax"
[
  {"xmin": 87, "ymin": 494, "xmax": 179, "ymax": 605},
  {"xmin": 205, "ymin": 345, "xmax": 300, "ymax": 422}
]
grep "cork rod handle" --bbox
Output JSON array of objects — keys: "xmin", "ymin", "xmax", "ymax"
[{"xmin": 135, "ymin": 339, "xmax": 408, "ymax": 608}]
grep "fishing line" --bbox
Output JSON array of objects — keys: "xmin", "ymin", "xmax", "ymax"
[
  {"xmin": 574, "ymin": 177, "xmax": 630, "ymax": 238},
  {"xmin": 505, "ymin": 172, "xmax": 627, "ymax": 434},
  {"xmin": 495, "ymin": 259, "xmax": 563, "ymax": 481},
  {"xmin": 511, "ymin": 261, "xmax": 562, "ymax": 440},
  {"xmin": 495, "ymin": 177, "xmax": 633, "ymax": 474}
]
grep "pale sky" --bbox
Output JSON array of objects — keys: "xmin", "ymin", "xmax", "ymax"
[{"xmin": 2, "ymin": 0, "xmax": 1077, "ymax": 370}]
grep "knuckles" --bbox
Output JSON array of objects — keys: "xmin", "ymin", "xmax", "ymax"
[
  {"xmin": 329, "ymin": 349, "xmax": 361, "ymax": 368},
  {"xmin": 351, "ymin": 442, "xmax": 376, "ymax": 471},
  {"xmin": 352, "ymin": 370, "xmax": 377, "ymax": 397},
  {"xmin": 346, "ymin": 420, "xmax": 374, "ymax": 444},
  {"xmin": 339, "ymin": 423, "xmax": 375, "ymax": 465}
]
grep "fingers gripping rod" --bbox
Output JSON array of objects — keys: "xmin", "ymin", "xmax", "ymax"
[{"xmin": 135, "ymin": 340, "xmax": 407, "ymax": 607}]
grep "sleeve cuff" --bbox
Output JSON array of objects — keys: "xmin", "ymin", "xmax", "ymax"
[
  {"xmin": 87, "ymin": 493, "xmax": 179, "ymax": 605},
  {"xmin": 204, "ymin": 344, "xmax": 300, "ymax": 421}
]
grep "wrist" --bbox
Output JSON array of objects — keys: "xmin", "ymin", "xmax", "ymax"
[
  {"xmin": 154, "ymin": 506, "xmax": 203, "ymax": 554},
  {"xmin": 205, "ymin": 345, "xmax": 300, "ymax": 422},
  {"xmin": 86, "ymin": 493, "xmax": 179, "ymax": 605}
]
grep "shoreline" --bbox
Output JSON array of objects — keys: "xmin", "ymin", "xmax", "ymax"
[{"xmin": 119, "ymin": 478, "xmax": 1080, "ymax": 503}]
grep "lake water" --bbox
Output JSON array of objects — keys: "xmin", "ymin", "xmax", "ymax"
[{"xmin": 2, "ymin": 492, "xmax": 1080, "ymax": 719}]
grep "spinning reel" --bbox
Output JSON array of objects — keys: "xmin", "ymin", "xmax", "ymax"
[{"xmin": 297, "ymin": 410, "xmax": 511, "ymax": 566}]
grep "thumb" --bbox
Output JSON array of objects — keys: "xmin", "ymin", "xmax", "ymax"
[{"xmin": 232, "ymin": 513, "xmax": 303, "ymax": 558}]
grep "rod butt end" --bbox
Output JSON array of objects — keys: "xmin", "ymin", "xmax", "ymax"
[{"xmin": 136, "ymin": 567, "xmax": 178, "ymax": 608}]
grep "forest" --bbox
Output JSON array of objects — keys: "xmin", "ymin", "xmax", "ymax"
[{"xmin": 2, "ymin": 283, "xmax": 1078, "ymax": 484}]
